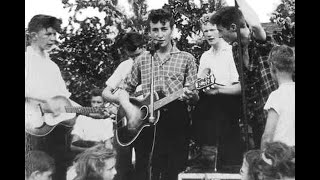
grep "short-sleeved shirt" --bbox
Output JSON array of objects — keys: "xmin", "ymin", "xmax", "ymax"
[
  {"xmin": 121, "ymin": 45, "xmax": 198, "ymax": 97},
  {"xmin": 198, "ymin": 40, "xmax": 239, "ymax": 86},
  {"xmin": 106, "ymin": 58, "xmax": 135, "ymax": 90},
  {"xmin": 232, "ymin": 36, "xmax": 278, "ymax": 124},
  {"xmin": 25, "ymin": 46, "xmax": 71, "ymax": 100},
  {"xmin": 71, "ymin": 115, "xmax": 114, "ymax": 142},
  {"xmin": 105, "ymin": 58, "xmax": 142, "ymax": 97},
  {"xmin": 264, "ymin": 82, "xmax": 295, "ymax": 146}
]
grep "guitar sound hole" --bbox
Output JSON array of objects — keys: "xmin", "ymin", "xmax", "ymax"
[{"xmin": 140, "ymin": 105, "xmax": 149, "ymax": 120}]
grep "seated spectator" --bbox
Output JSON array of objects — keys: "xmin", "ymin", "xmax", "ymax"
[
  {"xmin": 240, "ymin": 149, "xmax": 262, "ymax": 180},
  {"xmin": 25, "ymin": 150, "xmax": 55, "ymax": 180},
  {"xmin": 240, "ymin": 141, "xmax": 294, "ymax": 180},
  {"xmin": 70, "ymin": 88, "xmax": 116, "ymax": 153},
  {"xmin": 257, "ymin": 141, "xmax": 295, "ymax": 180},
  {"xmin": 66, "ymin": 143, "xmax": 117, "ymax": 180}
]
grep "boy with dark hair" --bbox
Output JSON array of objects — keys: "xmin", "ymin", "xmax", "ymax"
[
  {"xmin": 103, "ymin": 31, "xmax": 147, "ymax": 180},
  {"xmin": 105, "ymin": 8, "xmax": 199, "ymax": 180},
  {"xmin": 25, "ymin": 150, "xmax": 55, "ymax": 180},
  {"xmin": 210, "ymin": 0, "xmax": 278, "ymax": 149}
]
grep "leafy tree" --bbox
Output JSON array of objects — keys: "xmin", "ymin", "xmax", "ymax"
[
  {"xmin": 163, "ymin": 0, "xmax": 227, "ymax": 64},
  {"xmin": 49, "ymin": 0, "xmax": 227, "ymax": 105},
  {"xmin": 270, "ymin": 0, "xmax": 295, "ymax": 47},
  {"xmin": 50, "ymin": 0, "xmax": 141, "ymax": 106}
]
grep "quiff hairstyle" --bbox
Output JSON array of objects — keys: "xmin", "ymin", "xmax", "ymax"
[
  {"xmin": 147, "ymin": 9, "xmax": 175, "ymax": 29},
  {"xmin": 28, "ymin": 14, "xmax": 62, "ymax": 33},
  {"xmin": 210, "ymin": 6, "xmax": 247, "ymax": 29}
]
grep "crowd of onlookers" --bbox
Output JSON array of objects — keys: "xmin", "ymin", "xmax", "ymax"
[
  {"xmin": 25, "ymin": 140, "xmax": 295, "ymax": 180},
  {"xmin": 25, "ymin": 0, "xmax": 294, "ymax": 179}
]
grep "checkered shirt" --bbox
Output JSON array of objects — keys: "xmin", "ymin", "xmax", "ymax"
[
  {"xmin": 120, "ymin": 45, "xmax": 198, "ymax": 97},
  {"xmin": 232, "ymin": 36, "xmax": 278, "ymax": 124}
]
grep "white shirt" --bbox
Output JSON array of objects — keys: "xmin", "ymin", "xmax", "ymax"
[
  {"xmin": 71, "ymin": 115, "xmax": 114, "ymax": 142},
  {"xmin": 106, "ymin": 58, "xmax": 142, "ymax": 96},
  {"xmin": 264, "ymin": 82, "xmax": 295, "ymax": 146},
  {"xmin": 198, "ymin": 41, "xmax": 239, "ymax": 86},
  {"xmin": 106, "ymin": 58, "xmax": 134, "ymax": 89},
  {"xmin": 25, "ymin": 46, "xmax": 71, "ymax": 100}
]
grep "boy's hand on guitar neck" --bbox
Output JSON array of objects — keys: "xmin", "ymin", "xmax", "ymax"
[
  {"xmin": 179, "ymin": 83, "xmax": 199, "ymax": 104},
  {"xmin": 202, "ymin": 84, "xmax": 222, "ymax": 95}
]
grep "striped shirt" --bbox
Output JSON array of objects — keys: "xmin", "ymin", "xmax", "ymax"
[
  {"xmin": 232, "ymin": 36, "xmax": 278, "ymax": 124},
  {"xmin": 121, "ymin": 45, "xmax": 198, "ymax": 97}
]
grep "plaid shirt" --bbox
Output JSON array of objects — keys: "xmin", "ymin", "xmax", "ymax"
[
  {"xmin": 121, "ymin": 45, "xmax": 198, "ymax": 98},
  {"xmin": 232, "ymin": 36, "xmax": 278, "ymax": 125}
]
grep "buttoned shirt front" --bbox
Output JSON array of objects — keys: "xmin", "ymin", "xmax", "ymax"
[
  {"xmin": 121, "ymin": 45, "xmax": 198, "ymax": 97},
  {"xmin": 232, "ymin": 36, "xmax": 277, "ymax": 124},
  {"xmin": 25, "ymin": 46, "xmax": 71, "ymax": 100}
]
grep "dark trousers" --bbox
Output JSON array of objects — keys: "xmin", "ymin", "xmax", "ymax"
[
  {"xmin": 114, "ymin": 124, "xmax": 154, "ymax": 180},
  {"xmin": 250, "ymin": 120, "xmax": 265, "ymax": 149},
  {"xmin": 151, "ymin": 100, "xmax": 190, "ymax": 180},
  {"xmin": 25, "ymin": 125, "xmax": 72, "ymax": 180},
  {"xmin": 193, "ymin": 94, "xmax": 244, "ymax": 167}
]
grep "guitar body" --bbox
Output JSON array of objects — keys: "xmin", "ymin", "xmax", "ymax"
[
  {"xmin": 115, "ymin": 92, "xmax": 160, "ymax": 146},
  {"xmin": 115, "ymin": 75, "xmax": 216, "ymax": 146},
  {"xmin": 25, "ymin": 96, "xmax": 76, "ymax": 136}
]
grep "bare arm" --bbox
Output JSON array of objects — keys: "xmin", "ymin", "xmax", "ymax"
[
  {"xmin": 236, "ymin": 0, "xmax": 266, "ymax": 41},
  {"xmin": 261, "ymin": 108, "xmax": 279, "ymax": 150},
  {"xmin": 102, "ymin": 86, "xmax": 121, "ymax": 104}
]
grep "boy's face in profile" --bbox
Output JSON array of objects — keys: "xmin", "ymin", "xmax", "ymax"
[
  {"xmin": 91, "ymin": 96, "xmax": 104, "ymax": 108},
  {"xmin": 32, "ymin": 27, "xmax": 57, "ymax": 51},
  {"xmin": 216, "ymin": 24, "xmax": 236, "ymax": 44}
]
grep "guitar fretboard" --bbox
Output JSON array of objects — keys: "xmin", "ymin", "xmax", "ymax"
[
  {"xmin": 151, "ymin": 75, "xmax": 215, "ymax": 111},
  {"xmin": 153, "ymin": 89, "xmax": 184, "ymax": 111},
  {"xmin": 65, "ymin": 107, "xmax": 104, "ymax": 114}
]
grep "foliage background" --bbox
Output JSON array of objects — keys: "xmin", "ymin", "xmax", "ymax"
[{"xmin": 43, "ymin": 0, "xmax": 295, "ymax": 106}]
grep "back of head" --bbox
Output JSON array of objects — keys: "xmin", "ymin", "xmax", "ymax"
[
  {"xmin": 243, "ymin": 149, "xmax": 263, "ymax": 180},
  {"xmin": 210, "ymin": 6, "xmax": 246, "ymax": 29},
  {"xmin": 74, "ymin": 143, "xmax": 116, "ymax": 180},
  {"xmin": 258, "ymin": 142, "xmax": 295, "ymax": 179},
  {"xmin": 148, "ymin": 8, "xmax": 174, "ymax": 28},
  {"xmin": 28, "ymin": 14, "xmax": 62, "ymax": 33},
  {"xmin": 120, "ymin": 32, "xmax": 145, "ymax": 53},
  {"xmin": 25, "ymin": 150, "xmax": 55, "ymax": 178},
  {"xmin": 268, "ymin": 45, "xmax": 295, "ymax": 73}
]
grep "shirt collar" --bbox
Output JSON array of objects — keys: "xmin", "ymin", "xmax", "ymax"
[
  {"xmin": 169, "ymin": 43, "xmax": 181, "ymax": 54},
  {"xmin": 26, "ymin": 46, "xmax": 50, "ymax": 60}
]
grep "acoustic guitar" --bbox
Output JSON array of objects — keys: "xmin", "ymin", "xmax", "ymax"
[
  {"xmin": 25, "ymin": 95, "xmax": 113, "ymax": 136},
  {"xmin": 115, "ymin": 74, "xmax": 216, "ymax": 146}
]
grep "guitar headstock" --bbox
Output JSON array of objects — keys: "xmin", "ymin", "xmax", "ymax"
[{"xmin": 195, "ymin": 74, "xmax": 215, "ymax": 90}]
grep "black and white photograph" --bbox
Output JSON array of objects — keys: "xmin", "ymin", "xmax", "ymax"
[{"xmin": 25, "ymin": 0, "xmax": 295, "ymax": 180}]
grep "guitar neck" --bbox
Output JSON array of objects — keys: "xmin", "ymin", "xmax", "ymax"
[
  {"xmin": 65, "ymin": 107, "xmax": 103, "ymax": 114},
  {"xmin": 153, "ymin": 89, "xmax": 184, "ymax": 111}
]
